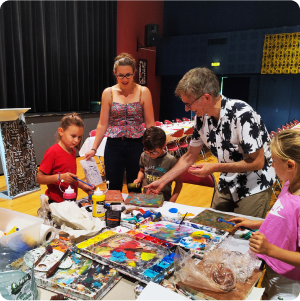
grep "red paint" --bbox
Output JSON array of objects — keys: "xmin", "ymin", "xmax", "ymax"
[
  {"xmin": 117, "ymin": 1, "xmax": 164, "ymax": 120},
  {"xmin": 126, "ymin": 250, "xmax": 135, "ymax": 259}
]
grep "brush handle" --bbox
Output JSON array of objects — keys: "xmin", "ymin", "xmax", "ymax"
[
  {"xmin": 34, "ymin": 250, "xmax": 47, "ymax": 267},
  {"xmin": 46, "ymin": 250, "xmax": 69, "ymax": 278},
  {"xmin": 71, "ymin": 176, "xmax": 94, "ymax": 188},
  {"xmin": 218, "ymin": 218, "xmax": 236, "ymax": 226}
]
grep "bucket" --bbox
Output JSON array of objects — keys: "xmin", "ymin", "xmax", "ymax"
[{"xmin": 0, "ymin": 245, "xmax": 38, "ymax": 300}]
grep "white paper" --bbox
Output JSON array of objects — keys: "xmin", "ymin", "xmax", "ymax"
[
  {"xmin": 79, "ymin": 157, "xmax": 103, "ymax": 185},
  {"xmin": 246, "ymin": 287, "xmax": 265, "ymax": 300},
  {"xmin": 137, "ymin": 282, "xmax": 187, "ymax": 300}
]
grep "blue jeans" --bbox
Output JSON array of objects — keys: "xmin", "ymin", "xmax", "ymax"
[{"xmin": 104, "ymin": 137, "xmax": 143, "ymax": 193}]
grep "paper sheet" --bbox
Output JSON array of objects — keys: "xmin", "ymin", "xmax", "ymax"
[
  {"xmin": 246, "ymin": 287, "xmax": 265, "ymax": 300},
  {"xmin": 137, "ymin": 281, "xmax": 187, "ymax": 300},
  {"xmin": 79, "ymin": 157, "xmax": 103, "ymax": 185}
]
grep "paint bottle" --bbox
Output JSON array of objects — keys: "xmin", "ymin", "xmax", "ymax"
[
  {"xmin": 127, "ymin": 183, "xmax": 139, "ymax": 189},
  {"xmin": 63, "ymin": 186, "xmax": 76, "ymax": 202},
  {"xmin": 92, "ymin": 188, "xmax": 105, "ymax": 218},
  {"xmin": 104, "ymin": 203, "xmax": 126, "ymax": 228}
]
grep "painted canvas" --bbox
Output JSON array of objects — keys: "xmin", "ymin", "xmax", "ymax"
[
  {"xmin": 78, "ymin": 233, "xmax": 174, "ymax": 283},
  {"xmin": 124, "ymin": 193, "xmax": 164, "ymax": 207},
  {"xmin": 190, "ymin": 210, "xmax": 237, "ymax": 234},
  {"xmin": 138, "ymin": 221, "xmax": 227, "ymax": 257},
  {"xmin": 104, "ymin": 190, "xmax": 123, "ymax": 203},
  {"xmin": 11, "ymin": 239, "xmax": 120, "ymax": 300}
]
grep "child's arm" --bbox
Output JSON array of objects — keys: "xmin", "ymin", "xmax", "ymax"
[
  {"xmin": 77, "ymin": 181, "xmax": 95, "ymax": 194},
  {"xmin": 37, "ymin": 170, "xmax": 77, "ymax": 185},
  {"xmin": 168, "ymin": 175, "xmax": 182, "ymax": 203},
  {"xmin": 249, "ymin": 232, "xmax": 300, "ymax": 268},
  {"xmin": 133, "ymin": 168, "xmax": 145, "ymax": 187}
]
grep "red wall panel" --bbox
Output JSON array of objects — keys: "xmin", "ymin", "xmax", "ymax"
[{"xmin": 117, "ymin": 1, "xmax": 164, "ymax": 120}]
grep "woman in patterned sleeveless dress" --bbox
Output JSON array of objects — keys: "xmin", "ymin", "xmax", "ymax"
[{"xmin": 85, "ymin": 53, "xmax": 155, "ymax": 192}]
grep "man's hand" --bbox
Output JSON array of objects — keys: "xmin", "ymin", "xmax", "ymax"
[
  {"xmin": 133, "ymin": 179, "xmax": 141, "ymax": 187},
  {"xmin": 249, "ymin": 231, "xmax": 273, "ymax": 255},
  {"xmin": 188, "ymin": 163, "xmax": 217, "ymax": 177},
  {"xmin": 144, "ymin": 179, "xmax": 164, "ymax": 194}
]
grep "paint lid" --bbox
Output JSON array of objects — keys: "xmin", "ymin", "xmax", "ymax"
[
  {"xmin": 94, "ymin": 187, "xmax": 103, "ymax": 196},
  {"xmin": 65, "ymin": 185, "xmax": 74, "ymax": 194}
]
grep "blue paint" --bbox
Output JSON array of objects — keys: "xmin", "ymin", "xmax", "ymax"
[
  {"xmin": 169, "ymin": 208, "xmax": 178, "ymax": 213},
  {"xmin": 72, "ymin": 254, "xmax": 81, "ymax": 264},
  {"xmin": 150, "ymin": 265, "xmax": 164, "ymax": 273},
  {"xmin": 158, "ymin": 261, "xmax": 171, "ymax": 268},
  {"xmin": 57, "ymin": 277, "xmax": 75, "ymax": 285},
  {"xmin": 110, "ymin": 251, "xmax": 127, "ymax": 263},
  {"xmin": 143, "ymin": 269, "xmax": 159, "ymax": 279},
  {"xmin": 93, "ymin": 282, "xmax": 102, "ymax": 288}
]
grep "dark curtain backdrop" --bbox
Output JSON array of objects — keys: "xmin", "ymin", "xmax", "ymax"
[{"xmin": 0, "ymin": 1, "xmax": 116, "ymax": 112}]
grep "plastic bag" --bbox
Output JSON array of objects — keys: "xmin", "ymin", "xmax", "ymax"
[{"xmin": 174, "ymin": 245, "xmax": 260, "ymax": 293}]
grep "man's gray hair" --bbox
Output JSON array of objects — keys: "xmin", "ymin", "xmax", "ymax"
[{"xmin": 175, "ymin": 67, "xmax": 220, "ymax": 99}]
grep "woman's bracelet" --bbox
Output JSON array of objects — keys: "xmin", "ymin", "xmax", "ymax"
[
  {"xmin": 58, "ymin": 172, "xmax": 61, "ymax": 182},
  {"xmin": 91, "ymin": 149, "xmax": 97, "ymax": 153}
]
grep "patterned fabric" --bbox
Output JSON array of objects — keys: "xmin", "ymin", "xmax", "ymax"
[
  {"xmin": 105, "ymin": 87, "xmax": 144, "ymax": 138},
  {"xmin": 1, "ymin": 120, "xmax": 39, "ymax": 196},
  {"xmin": 139, "ymin": 152, "xmax": 177, "ymax": 201},
  {"xmin": 190, "ymin": 95, "xmax": 276, "ymax": 202}
]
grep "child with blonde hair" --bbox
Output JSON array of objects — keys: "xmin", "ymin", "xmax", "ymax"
[
  {"xmin": 37, "ymin": 113, "xmax": 94, "ymax": 203},
  {"xmin": 230, "ymin": 129, "xmax": 300, "ymax": 300}
]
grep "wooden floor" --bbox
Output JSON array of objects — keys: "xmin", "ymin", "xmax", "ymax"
[{"xmin": 0, "ymin": 149, "xmax": 278, "ymax": 217}]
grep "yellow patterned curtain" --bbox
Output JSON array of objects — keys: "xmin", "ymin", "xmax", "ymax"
[{"xmin": 261, "ymin": 32, "xmax": 300, "ymax": 74}]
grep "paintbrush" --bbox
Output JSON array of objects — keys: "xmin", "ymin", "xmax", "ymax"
[
  {"xmin": 34, "ymin": 245, "xmax": 53, "ymax": 267},
  {"xmin": 176, "ymin": 212, "xmax": 188, "ymax": 231},
  {"xmin": 71, "ymin": 176, "xmax": 94, "ymax": 188},
  {"xmin": 46, "ymin": 249, "xmax": 70, "ymax": 278},
  {"xmin": 216, "ymin": 217, "xmax": 253, "ymax": 231}
]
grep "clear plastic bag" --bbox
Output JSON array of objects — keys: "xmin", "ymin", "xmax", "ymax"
[{"xmin": 174, "ymin": 245, "xmax": 260, "ymax": 293}]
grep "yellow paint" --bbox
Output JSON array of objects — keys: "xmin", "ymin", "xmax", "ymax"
[
  {"xmin": 128, "ymin": 261, "xmax": 136, "ymax": 267},
  {"xmin": 191, "ymin": 231, "xmax": 212, "ymax": 239},
  {"xmin": 141, "ymin": 252, "xmax": 156, "ymax": 261},
  {"xmin": 184, "ymin": 213, "xmax": 194, "ymax": 217}
]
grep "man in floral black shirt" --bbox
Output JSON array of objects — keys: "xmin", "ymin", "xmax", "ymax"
[{"xmin": 146, "ymin": 67, "xmax": 275, "ymax": 218}]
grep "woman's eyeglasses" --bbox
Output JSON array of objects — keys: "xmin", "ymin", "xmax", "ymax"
[
  {"xmin": 143, "ymin": 148, "xmax": 160, "ymax": 155},
  {"xmin": 116, "ymin": 73, "xmax": 133, "ymax": 79}
]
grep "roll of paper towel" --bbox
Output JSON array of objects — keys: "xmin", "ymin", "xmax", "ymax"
[{"xmin": 40, "ymin": 224, "xmax": 56, "ymax": 244}]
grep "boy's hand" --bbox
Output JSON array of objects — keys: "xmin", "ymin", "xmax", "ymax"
[
  {"xmin": 61, "ymin": 173, "xmax": 77, "ymax": 184},
  {"xmin": 249, "ymin": 231, "xmax": 272, "ymax": 255},
  {"xmin": 133, "ymin": 179, "xmax": 141, "ymax": 187},
  {"xmin": 81, "ymin": 183, "xmax": 95, "ymax": 194}
]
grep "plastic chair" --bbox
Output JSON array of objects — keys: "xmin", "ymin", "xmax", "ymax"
[
  {"xmin": 182, "ymin": 117, "xmax": 190, "ymax": 122},
  {"xmin": 269, "ymin": 131, "xmax": 276, "ymax": 139},
  {"xmin": 285, "ymin": 123, "xmax": 292, "ymax": 129},
  {"xmin": 181, "ymin": 169, "xmax": 216, "ymax": 207},
  {"xmin": 166, "ymin": 128, "xmax": 184, "ymax": 158},
  {"xmin": 175, "ymin": 118, "xmax": 182, "ymax": 123},
  {"xmin": 89, "ymin": 129, "xmax": 96, "ymax": 137},
  {"xmin": 155, "ymin": 121, "xmax": 163, "ymax": 126},
  {"xmin": 164, "ymin": 120, "xmax": 172, "ymax": 125},
  {"xmin": 179, "ymin": 127, "xmax": 194, "ymax": 154},
  {"xmin": 276, "ymin": 128, "xmax": 283, "ymax": 133},
  {"xmin": 289, "ymin": 122, "xmax": 295, "ymax": 128},
  {"xmin": 281, "ymin": 125, "xmax": 288, "ymax": 130},
  {"xmin": 293, "ymin": 119, "xmax": 300, "ymax": 125}
]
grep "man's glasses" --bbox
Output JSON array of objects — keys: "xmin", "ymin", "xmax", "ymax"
[
  {"xmin": 143, "ymin": 148, "xmax": 160, "ymax": 155},
  {"xmin": 184, "ymin": 94, "xmax": 204, "ymax": 109},
  {"xmin": 116, "ymin": 73, "xmax": 133, "ymax": 79}
]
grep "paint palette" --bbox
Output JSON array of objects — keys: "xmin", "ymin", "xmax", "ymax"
[
  {"xmin": 124, "ymin": 193, "xmax": 164, "ymax": 207},
  {"xmin": 138, "ymin": 221, "xmax": 228, "ymax": 257},
  {"xmin": 10, "ymin": 239, "xmax": 120, "ymax": 300},
  {"xmin": 77, "ymin": 233, "xmax": 174, "ymax": 283},
  {"xmin": 190, "ymin": 210, "xmax": 238, "ymax": 234}
]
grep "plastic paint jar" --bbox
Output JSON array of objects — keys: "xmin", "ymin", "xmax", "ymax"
[
  {"xmin": 92, "ymin": 188, "xmax": 105, "ymax": 218},
  {"xmin": 63, "ymin": 186, "xmax": 76, "ymax": 202}
]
